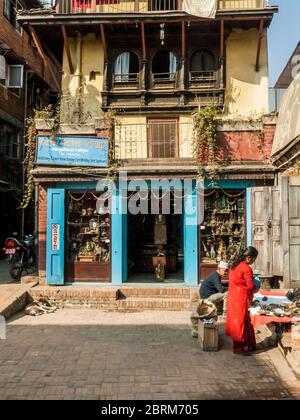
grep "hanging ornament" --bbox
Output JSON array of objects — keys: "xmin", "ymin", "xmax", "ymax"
[{"xmin": 160, "ymin": 23, "xmax": 165, "ymax": 46}]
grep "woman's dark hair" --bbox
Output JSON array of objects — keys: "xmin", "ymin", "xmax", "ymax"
[{"xmin": 231, "ymin": 246, "xmax": 258, "ymax": 269}]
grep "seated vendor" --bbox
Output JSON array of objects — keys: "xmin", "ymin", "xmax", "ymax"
[{"xmin": 199, "ymin": 261, "xmax": 229, "ymax": 317}]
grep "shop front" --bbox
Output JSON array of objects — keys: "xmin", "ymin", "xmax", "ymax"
[
  {"xmin": 199, "ymin": 182, "xmax": 252, "ymax": 280},
  {"xmin": 43, "ymin": 178, "xmax": 254, "ymax": 286},
  {"xmin": 45, "ymin": 179, "xmax": 199, "ymax": 286}
]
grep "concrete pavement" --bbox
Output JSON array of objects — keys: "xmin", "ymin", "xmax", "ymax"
[
  {"xmin": 0, "ymin": 259, "xmax": 11, "ymax": 284},
  {"xmin": 0, "ymin": 309, "xmax": 299, "ymax": 400}
]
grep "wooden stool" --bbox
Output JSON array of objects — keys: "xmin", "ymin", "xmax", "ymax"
[
  {"xmin": 260, "ymin": 276, "xmax": 273, "ymax": 291},
  {"xmin": 198, "ymin": 319, "xmax": 219, "ymax": 352}
]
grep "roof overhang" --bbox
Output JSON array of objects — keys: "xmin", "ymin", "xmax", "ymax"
[{"xmin": 17, "ymin": 7, "xmax": 278, "ymax": 26}]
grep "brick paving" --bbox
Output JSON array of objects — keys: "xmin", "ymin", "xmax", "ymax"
[{"xmin": 0, "ymin": 309, "xmax": 299, "ymax": 400}]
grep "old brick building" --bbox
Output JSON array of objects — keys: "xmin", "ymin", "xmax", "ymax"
[
  {"xmin": 0, "ymin": 0, "xmax": 58, "ymax": 243},
  {"xmin": 18, "ymin": 1, "xmax": 279, "ymax": 286}
]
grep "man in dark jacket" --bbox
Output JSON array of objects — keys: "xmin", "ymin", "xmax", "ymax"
[{"xmin": 199, "ymin": 261, "xmax": 228, "ymax": 316}]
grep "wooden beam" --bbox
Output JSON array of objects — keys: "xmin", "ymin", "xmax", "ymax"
[
  {"xmin": 141, "ymin": 22, "xmax": 146, "ymax": 61},
  {"xmin": 100, "ymin": 24, "xmax": 107, "ymax": 62},
  {"xmin": 255, "ymin": 19, "xmax": 264, "ymax": 72},
  {"xmin": 43, "ymin": 44, "xmax": 62, "ymax": 74},
  {"xmin": 28, "ymin": 25, "xmax": 60, "ymax": 92},
  {"xmin": 181, "ymin": 21, "xmax": 185, "ymax": 58},
  {"xmin": 220, "ymin": 19, "xmax": 224, "ymax": 59},
  {"xmin": 61, "ymin": 25, "xmax": 74, "ymax": 74}
]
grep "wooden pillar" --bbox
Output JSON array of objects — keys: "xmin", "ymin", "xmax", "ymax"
[
  {"xmin": 100, "ymin": 24, "xmax": 108, "ymax": 95},
  {"xmin": 62, "ymin": 25, "xmax": 74, "ymax": 74},
  {"xmin": 219, "ymin": 20, "xmax": 225, "ymax": 90},
  {"xmin": 180, "ymin": 21, "xmax": 186, "ymax": 95},
  {"xmin": 140, "ymin": 22, "xmax": 147, "ymax": 100},
  {"xmin": 220, "ymin": 19, "xmax": 224, "ymax": 60},
  {"xmin": 256, "ymin": 19, "xmax": 264, "ymax": 72}
]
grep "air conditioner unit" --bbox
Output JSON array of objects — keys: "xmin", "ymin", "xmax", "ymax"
[{"xmin": 0, "ymin": 56, "xmax": 6, "ymax": 80}]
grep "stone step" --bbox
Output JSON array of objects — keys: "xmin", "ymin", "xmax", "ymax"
[
  {"xmin": 116, "ymin": 297, "xmax": 192, "ymax": 311},
  {"xmin": 28, "ymin": 286, "xmax": 198, "ymax": 311},
  {"xmin": 29, "ymin": 286, "xmax": 198, "ymax": 299}
]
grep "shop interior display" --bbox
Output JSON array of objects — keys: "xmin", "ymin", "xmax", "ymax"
[
  {"xmin": 200, "ymin": 190, "xmax": 246, "ymax": 264},
  {"xmin": 67, "ymin": 192, "xmax": 110, "ymax": 263}
]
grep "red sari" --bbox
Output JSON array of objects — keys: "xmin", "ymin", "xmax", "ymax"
[{"xmin": 226, "ymin": 261, "xmax": 256, "ymax": 353}]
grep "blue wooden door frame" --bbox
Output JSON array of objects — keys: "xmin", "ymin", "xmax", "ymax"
[
  {"xmin": 46, "ymin": 188, "xmax": 65, "ymax": 285},
  {"xmin": 46, "ymin": 180, "xmax": 255, "ymax": 286}
]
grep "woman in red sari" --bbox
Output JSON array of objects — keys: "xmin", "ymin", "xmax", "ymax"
[{"xmin": 226, "ymin": 246, "xmax": 259, "ymax": 355}]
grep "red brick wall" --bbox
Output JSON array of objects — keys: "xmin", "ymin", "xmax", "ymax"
[
  {"xmin": 216, "ymin": 125, "xmax": 276, "ymax": 163},
  {"xmin": 38, "ymin": 184, "xmax": 47, "ymax": 285},
  {"xmin": 0, "ymin": 0, "xmax": 51, "ymax": 83},
  {"xmin": 0, "ymin": 84, "xmax": 24, "ymax": 121}
]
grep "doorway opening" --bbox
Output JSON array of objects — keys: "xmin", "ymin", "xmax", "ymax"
[{"xmin": 127, "ymin": 191, "xmax": 184, "ymax": 283}]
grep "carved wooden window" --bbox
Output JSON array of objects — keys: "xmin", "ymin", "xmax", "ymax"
[
  {"xmin": 190, "ymin": 50, "xmax": 217, "ymax": 87},
  {"xmin": 113, "ymin": 52, "xmax": 139, "ymax": 87},
  {"xmin": 152, "ymin": 51, "xmax": 177, "ymax": 87}
]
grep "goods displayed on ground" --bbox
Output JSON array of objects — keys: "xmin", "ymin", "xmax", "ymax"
[{"xmin": 250, "ymin": 289, "xmax": 300, "ymax": 319}]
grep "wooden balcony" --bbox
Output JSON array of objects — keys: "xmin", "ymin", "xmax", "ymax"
[
  {"xmin": 103, "ymin": 68, "xmax": 224, "ymax": 110},
  {"xmin": 57, "ymin": 0, "xmax": 268, "ymax": 15}
]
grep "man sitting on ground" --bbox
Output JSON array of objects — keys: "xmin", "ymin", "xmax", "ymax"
[{"xmin": 199, "ymin": 261, "xmax": 229, "ymax": 317}]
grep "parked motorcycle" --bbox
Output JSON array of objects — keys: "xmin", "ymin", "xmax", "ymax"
[{"xmin": 2, "ymin": 234, "xmax": 36, "ymax": 280}]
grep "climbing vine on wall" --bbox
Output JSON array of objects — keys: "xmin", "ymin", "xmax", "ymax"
[
  {"xmin": 20, "ymin": 105, "xmax": 57, "ymax": 209},
  {"xmin": 20, "ymin": 96, "xmax": 117, "ymax": 208},
  {"xmin": 192, "ymin": 105, "xmax": 220, "ymax": 180}
]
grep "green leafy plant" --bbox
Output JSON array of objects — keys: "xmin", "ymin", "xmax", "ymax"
[
  {"xmin": 192, "ymin": 105, "xmax": 220, "ymax": 179},
  {"xmin": 20, "ymin": 105, "xmax": 55, "ymax": 209}
]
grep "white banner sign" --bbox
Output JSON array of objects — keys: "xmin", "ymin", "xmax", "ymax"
[
  {"xmin": 52, "ymin": 223, "xmax": 60, "ymax": 251},
  {"xmin": 183, "ymin": 0, "xmax": 217, "ymax": 18}
]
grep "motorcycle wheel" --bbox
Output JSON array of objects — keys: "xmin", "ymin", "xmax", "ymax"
[{"xmin": 9, "ymin": 256, "xmax": 23, "ymax": 281}]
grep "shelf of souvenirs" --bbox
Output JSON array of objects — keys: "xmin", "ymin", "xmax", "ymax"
[
  {"xmin": 67, "ymin": 221, "xmax": 110, "ymax": 227},
  {"xmin": 205, "ymin": 210, "xmax": 244, "ymax": 214}
]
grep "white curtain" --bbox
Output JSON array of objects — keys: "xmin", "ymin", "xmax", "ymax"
[
  {"xmin": 183, "ymin": 0, "xmax": 217, "ymax": 18},
  {"xmin": 114, "ymin": 52, "xmax": 130, "ymax": 82},
  {"xmin": 169, "ymin": 52, "xmax": 177, "ymax": 80}
]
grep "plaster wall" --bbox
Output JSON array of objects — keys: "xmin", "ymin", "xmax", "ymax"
[
  {"xmin": 225, "ymin": 28, "xmax": 269, "ymax": 118},
  {"xmin": 115, "ymin": 115, "xmax": 148, "ymax": 159},
  {"xmin": 61, "ymin": 34, "xmax": 104, "ymax": 123}
]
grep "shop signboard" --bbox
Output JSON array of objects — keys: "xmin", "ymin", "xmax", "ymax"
[
  {"xmin": 52, "ymin": 223, "xmax": 60, "ymax": 251},
  {"xmin": 36, "ymin": 136, "xmax": 109, "ymax": 167}
]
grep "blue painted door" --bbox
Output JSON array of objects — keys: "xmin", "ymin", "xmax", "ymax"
[
  {"xmin": 46, "ymin": 189, "xmax": 65, "ymax": 285},
  {"xmin": 111, "ymin": 189, "xmax": 127, "ymax": 284},
  {"xmin": 183, "ymin": 184, "xmax": 198, "ymax": 285}
]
